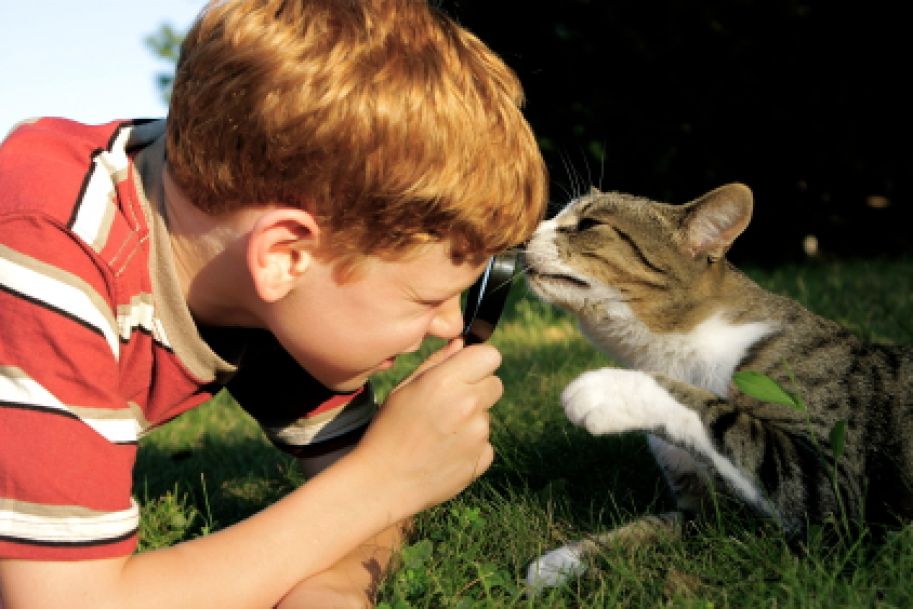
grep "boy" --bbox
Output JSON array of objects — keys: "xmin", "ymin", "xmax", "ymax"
[{"xmin": 0, "ymin": 0, "xmax": 547, "ymax": 607}]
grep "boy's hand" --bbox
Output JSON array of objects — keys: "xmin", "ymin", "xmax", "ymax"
[{"xmin": 351, "ymin": 340, "xmax": 502, "ymax": 517}]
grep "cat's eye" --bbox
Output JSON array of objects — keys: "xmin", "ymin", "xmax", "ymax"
[{"xmin": 576, "ymin": 217, "xmax": 601, "ymax": 232}]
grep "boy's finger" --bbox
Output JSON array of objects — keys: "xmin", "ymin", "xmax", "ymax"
[
  {"xmin": 476, "ymin": 375, "xmax": 504, "ymax": 410},
  {"xmin": 399, "ymin": 338, "xmax": 464, "ymax": 386},
  {"xmin": 430, "ymin": 343, "xmax": 502, "ymax": 385}
]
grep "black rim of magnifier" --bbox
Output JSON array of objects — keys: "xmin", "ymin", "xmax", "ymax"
[{"xmin": 461, "ymin": 250, "xmax": 518, "ymax": 345}]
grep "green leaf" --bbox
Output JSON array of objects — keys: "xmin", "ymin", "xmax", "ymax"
[
  {"xmin": 378, "ymin": 602, "xmax": 413, "ymax": 609},
  {"xmin": 168, "ymin": 512, "xmax": 188, "ymax": 529},
  {"xmin": 401, "ymin": 539, "xmax": 434, "ymax": 569},
  {"xmin": 830, "ymin": 420, "xmax": 848, "ymax": 460},
  {"xmin": 732, "ymin": 371, "xmax": 804, "ymax": 410}
]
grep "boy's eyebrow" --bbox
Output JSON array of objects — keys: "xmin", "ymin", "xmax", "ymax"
[{"xmin": 408, "ymin": 281, "xmax": 467, "ymax": 304}]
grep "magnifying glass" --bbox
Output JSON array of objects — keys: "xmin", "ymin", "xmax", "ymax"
[{"xmin": 461, "ymin": 250, "xmax": 519, "ymax": 345}]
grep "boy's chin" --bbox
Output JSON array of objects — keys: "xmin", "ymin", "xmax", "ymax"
[
  {"xmin": 299, "ymin": 363, "xmax": 370, "ymax": 393},
  {"xmin": 326, "ymin": 373, "xmax": 373, "ymax": 393},
  {"xmin": 332, "ymin": 359, "xmax": 395, "ymax": 391}
]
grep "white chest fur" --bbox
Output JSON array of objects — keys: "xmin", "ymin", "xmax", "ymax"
[{"xmin": 581, "ymin": 308, "xmax": 776, "ymax": 397}]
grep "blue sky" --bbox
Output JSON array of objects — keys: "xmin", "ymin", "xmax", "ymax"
[{"xmin": 0, "ymin": 0, "xmax": 204, "ymax": 137}]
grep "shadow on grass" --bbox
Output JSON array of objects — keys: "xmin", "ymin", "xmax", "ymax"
[
  {"xmin": 134, "ymin": 404, "xmax": 300, "ymax": 536},
  {"xmin": 471, "ymin": 333, "xmax": 678, "ymax": 548}
]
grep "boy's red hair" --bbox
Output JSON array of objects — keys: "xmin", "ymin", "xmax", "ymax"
[{"xmin": 166, "ymin": 0, "xmax": 547, "ymax": 265}]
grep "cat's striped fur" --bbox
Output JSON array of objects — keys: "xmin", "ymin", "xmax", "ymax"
[{"xmin": 523, "ymin": 183, "xmax": 913, "ymax": 589}]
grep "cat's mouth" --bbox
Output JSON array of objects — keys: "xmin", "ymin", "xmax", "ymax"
[{"xmin": 526, "ymin": 269, "xmax": 590, "ymax": 289}]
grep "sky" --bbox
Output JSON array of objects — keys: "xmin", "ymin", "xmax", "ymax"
[{"xmin": 0, "ymin": 0, "xmax": 204, "ymax": 138}]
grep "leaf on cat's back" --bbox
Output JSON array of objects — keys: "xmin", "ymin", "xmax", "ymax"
[
  {"xmin": 830, "ymin": 420, "xmax": 848, "ymax": 460},
  {"xmin": 732, "ymin": 371, "xmax": 805, "ymax": 411}
]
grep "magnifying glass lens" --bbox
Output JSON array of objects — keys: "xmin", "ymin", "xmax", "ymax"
[{"xmin": 461, "ymin": 250, "xmax": 518, "ymax": 345}]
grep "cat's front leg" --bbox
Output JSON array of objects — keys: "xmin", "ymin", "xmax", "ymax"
[
  {"xmin": 561, "ymin": 368, "xmax": 774, "ymax": 516},
  {"xmin": 561, "ymin": 367, "xmax": 694, "ymax": 435}
]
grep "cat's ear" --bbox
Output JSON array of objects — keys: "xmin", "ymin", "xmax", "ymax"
[{"xmin": 680, "ymin": 183, "xmax": 753, "ymax": 261}]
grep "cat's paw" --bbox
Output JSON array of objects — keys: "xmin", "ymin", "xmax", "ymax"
[
  {"xmin": 561, "ymin": 368, "xmax": 673, "ymax": 435},
  {"xmin": 525, "ymin": 544, "xmax": 587, "ymax": 592}
]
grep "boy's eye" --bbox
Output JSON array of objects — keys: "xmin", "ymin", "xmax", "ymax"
[{"xmin": 416, "ymin": 296, "xmax": 448, "ymax": 308}]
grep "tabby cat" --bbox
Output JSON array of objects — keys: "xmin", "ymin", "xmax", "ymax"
[{"xmin": 523, "ymin": 183, "xmax": 913, "ymax": 589}]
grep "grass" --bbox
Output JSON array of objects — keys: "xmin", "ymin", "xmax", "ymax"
[{"xmin": 134, "ymin": 255, "xmax": 913, "ymax": 608}]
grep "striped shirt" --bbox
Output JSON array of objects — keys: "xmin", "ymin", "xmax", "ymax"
[{"xmin": 0, "ymin": 118, "xmax": 376, "ymax": 559}]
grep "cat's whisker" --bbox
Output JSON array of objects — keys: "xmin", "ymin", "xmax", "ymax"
[
  {"xmin": 558, "ymin": 150, "xmax": 586, "ymax": 201},
  {"xmin": 596, "ymin": 138, "xmax": 608, "ymax": 192},
  {"xmin": 581, "ymin": 146, "xmax": 594, "ymax": 194},
  {"xmin": 490, "ymin": 270, "xmax": 524, "ymax": 294}
]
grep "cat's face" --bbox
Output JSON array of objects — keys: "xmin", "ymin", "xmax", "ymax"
[{"xmin": 525, "ymin": 183, "xmax": 753, "ymax": 333}]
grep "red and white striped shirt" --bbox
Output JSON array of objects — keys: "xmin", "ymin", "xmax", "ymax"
[{"xmin": 0, "ymin": 118, "xmax": 375, "ymax": 559}]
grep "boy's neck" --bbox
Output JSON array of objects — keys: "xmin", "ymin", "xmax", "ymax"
[{"xmin": 160, "ymin": 164, "xmax": 264, "ymax": 328}]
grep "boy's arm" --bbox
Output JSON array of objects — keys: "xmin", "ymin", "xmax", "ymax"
[
  {"xmin": 0, "ymin": 452, "xmax": 402, "ymax": 609},
  {"xmin": 270, "ymin": 428, "xmax": 405, "ymax": 609},
  {"xmin": 276, "ymin": 520, "xmax": 407, "ymax": 609},
  {"xmin": 0, "ymin": 342, "xmax": 500, "ymax": 609}
]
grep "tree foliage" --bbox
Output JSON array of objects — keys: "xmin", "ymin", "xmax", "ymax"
[{"xmin": 145, "ymin": 23, "xmax": 184, "ymax": 104}]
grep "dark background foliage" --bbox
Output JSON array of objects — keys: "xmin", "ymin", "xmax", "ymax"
[{"xmin": 437, "ymin": 0, "xmax": 912, "ymax": 264}]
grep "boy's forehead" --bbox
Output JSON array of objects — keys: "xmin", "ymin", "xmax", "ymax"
[{"xmin": 369, "ymin": 242, "xmax": 486, "ymax": 291}]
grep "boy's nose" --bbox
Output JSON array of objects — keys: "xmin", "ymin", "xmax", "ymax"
[{"xmin": 429, "ymin": 295, "xmax": 464, "ymax": 340}]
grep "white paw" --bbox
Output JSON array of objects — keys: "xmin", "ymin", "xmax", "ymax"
[
  {"xmin": 526, "ymin": 544, "xmax": 587, "ymax": 592},
  {"xmin": 561, "ymin": 368, "xmax": 670, "ymax": 435}
]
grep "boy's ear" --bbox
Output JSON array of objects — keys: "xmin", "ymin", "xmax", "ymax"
[
  {"xmin": 680, "ymin": 183, "xmax": 753, "ymax": 261},
  {"xmin": 247, "ymin": 208, "xmax": 321, "ymax": 303}
]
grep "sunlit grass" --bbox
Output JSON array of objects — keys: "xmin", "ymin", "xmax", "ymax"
[{"xmin": 136, "ymin": 256, "xmax": 913, "ymax": 608}]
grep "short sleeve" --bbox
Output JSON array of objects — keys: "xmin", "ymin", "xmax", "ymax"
[{"xmin": 0, "ymin": 215, "xmax": 140, "ymax": 559}]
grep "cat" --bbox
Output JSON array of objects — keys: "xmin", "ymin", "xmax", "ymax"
[{"xmin": 522, "ymin": 183, "xmax": 913, "ymax": 590}]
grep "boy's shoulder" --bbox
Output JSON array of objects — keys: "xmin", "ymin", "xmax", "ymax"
[
  {"xmin": 0, "ymin": 118, "xmax": 167, "ymax": 264},
  {"xmin": 0, "ymin": 118, "xmax": 152, "ymax": 224}
]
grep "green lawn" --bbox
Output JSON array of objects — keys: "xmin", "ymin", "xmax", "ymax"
[{"xmin": 135, "ymin": 256, "xmax": 913, "ymax": 608}]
